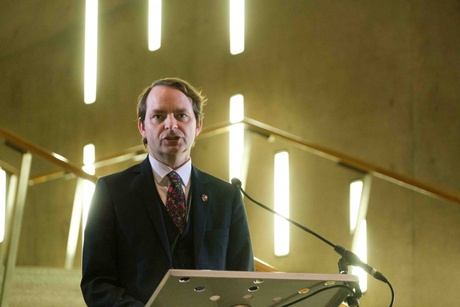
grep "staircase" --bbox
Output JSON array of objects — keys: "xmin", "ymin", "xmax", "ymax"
[{"xmin": 1, "ymin": 266, "xmax": 85, "ymax": 307}]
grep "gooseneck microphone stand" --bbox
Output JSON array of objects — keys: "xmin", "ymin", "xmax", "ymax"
[{"xmin": 231, "ymin": 178, "xmax": 395, "ymax": 307}]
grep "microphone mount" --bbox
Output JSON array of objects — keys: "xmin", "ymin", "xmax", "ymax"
[{"xmin": 231, "ymin": 178, "xmax": 395, "ymax": 307}]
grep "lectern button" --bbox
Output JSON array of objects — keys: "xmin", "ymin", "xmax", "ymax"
[
  {"xmin": 179, "ymin": 277, "xmax": 190, "ymax": 283},
  {"xmin": 194, "ymin": 286, "xmax": 205, "ymax": 292},
  {"xmin": 248, "ymin": 286, "xmax": 259, "ymax": 292},
  {"xmin": 209, "ymin": 295, "xmax": 220, "ymax": 301},
  {"xmin": 298, "ymin": 288, "xmax": 310, "ymax": 294}
]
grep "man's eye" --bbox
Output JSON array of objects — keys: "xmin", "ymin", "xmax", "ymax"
[
  {"xmin": 177, "ymin": 113, "xmax": 188, "ymax": 119},
  {"xmin": 151, "ymin": 115, "xmax": 164, "ymax": 121}
]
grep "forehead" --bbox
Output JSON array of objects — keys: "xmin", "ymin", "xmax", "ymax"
[{"xmin": 146, "ymin": 85, "xmax": 193, "ymax": 110}]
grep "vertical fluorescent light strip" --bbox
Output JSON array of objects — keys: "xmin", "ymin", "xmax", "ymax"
[
  {"xmin": 229, "ymin": 94, "xmax": 244, "ymax": 181},
  {"xmin": 84, "ymin": 0, "xmax": 98, "ymax": 104},
  {"xmin": 0, "ymin": 169, "xmax": 6, "ymax": 242},
  {"xmin": 82, "ymin": 144, "xmax": 96, "ymax": 231},
  {"xmin": 350, "ymin": 180, "xmax": 363, "ymax": 233},
  {"xmin": 148, "ymin": 0, "xmax": 162, "ymax": 51},
  {"xmin": 350, "ymin": 179, "xmax": 368, "ymax": 292},
  {"xmin": 352, "ymin": 220, "xmax": 368, "ymax": 292},
  {"xmin": 274, "ymin": 151, "xmax": 289, "ymax": 256},
  {"xmin": 230, "ymin": 0, "xmax": 245, "ymax": 55},
  {"xmin": 230, "ymin": 94, "xmax": 244, "ymax": 123}
]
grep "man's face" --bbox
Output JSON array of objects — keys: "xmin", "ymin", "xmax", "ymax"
[{"xmin": 138, "ymin": 85, "xmax": 203, "ymax": 168}]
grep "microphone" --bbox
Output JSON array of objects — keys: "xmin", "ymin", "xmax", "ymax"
[{"xmin": 231, "ymin": 177, "xmax": 389, "ymax": 283}]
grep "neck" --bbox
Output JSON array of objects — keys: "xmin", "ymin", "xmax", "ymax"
[{"xmin": 154, "ymin": 154, "xmax": 190, "ymax": 170}]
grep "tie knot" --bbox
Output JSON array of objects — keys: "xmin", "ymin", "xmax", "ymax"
[{"xmin": 167, "ymin": 171, "xmax": 182, "ymax": 185}]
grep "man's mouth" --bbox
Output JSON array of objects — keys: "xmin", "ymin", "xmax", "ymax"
[{"xmin": 163, "ymin": 135, "xmax": 181, "ymax": 142}]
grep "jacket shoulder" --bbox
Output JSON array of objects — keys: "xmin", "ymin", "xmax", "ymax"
[
  {"xmin": 192, "ymin": 167, "xmax": 237, "ymax": 193},
  {"xmin": 97, "ymin": 160, "xmax": 146, "ymax": 185}
]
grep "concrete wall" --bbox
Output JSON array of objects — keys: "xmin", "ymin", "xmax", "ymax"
[{"xmin": 1, "ymin": 1, "xmax": 459, "ymax": 305}]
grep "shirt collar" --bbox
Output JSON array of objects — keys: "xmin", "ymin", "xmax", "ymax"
[{"xmin": 148, "ymin": 154, "xmax": 192, "ymax": 186}]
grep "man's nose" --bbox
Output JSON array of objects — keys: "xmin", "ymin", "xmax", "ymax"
[{"xmin": 164, "ymin": 114, "xmax": 178, "ymax": 130}]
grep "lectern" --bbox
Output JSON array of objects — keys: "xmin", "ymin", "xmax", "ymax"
[{"xmin": 147, "ymin": 269, "xmax": 360, "ymax": 306}]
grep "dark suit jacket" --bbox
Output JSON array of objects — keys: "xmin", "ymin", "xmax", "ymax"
[{"xmin": 81, "ymin": 157, "xmax": 254, "ymax": 306}]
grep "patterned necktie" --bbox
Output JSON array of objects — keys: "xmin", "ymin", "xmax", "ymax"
[{"xmin": 165, "ymin": 171, "xmax": 186, "ymax": 233}]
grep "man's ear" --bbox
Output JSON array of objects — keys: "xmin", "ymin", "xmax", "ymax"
[
  {"xmin": 138, "ymin": 118, "xmax": 146, "ymax": 137},
  {"xmin": 195, "ymin": 119, "xmax": 203, "ymax": 136}
]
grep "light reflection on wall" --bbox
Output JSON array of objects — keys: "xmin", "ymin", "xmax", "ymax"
[
  {"xmin": 84, "ymin": 0, "xmax": 98, "ymax": 104},
  {"xmin": 350, "ymin": 179, "xmax": 368, "ymax": 292},
  {"xmin": 229, "ymin": 94, "xmax": 244, "ymax": 181},
  {"xmin": 148, "ymin": 0, "xmax": 162, "ymax": 51},
  {"xmin": 82, "ymin": 144, "xmax": 95, "ymax": 232},
  {"xmin": 274, "ymin": 151, "xmax": 290, "ymax": 256},
  {"xmin": 0, "ymin": 169, "xmax": 6, "ymax": 242},
  {"xmin": 230, "ymin": 0, "xmax": 245, "ymax": 55}
]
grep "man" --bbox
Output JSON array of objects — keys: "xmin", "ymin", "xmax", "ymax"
[{"xmin": 81, "ymin": 77, "xmax": 254, "ymax": 306}]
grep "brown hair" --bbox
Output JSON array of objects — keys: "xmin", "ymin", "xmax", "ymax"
[{"xmin": 137, "ymin": 77, "xmax": 207, "ymax": 123}]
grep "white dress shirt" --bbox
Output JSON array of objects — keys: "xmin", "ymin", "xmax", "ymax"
[{"xmin": 148, "ymin": 155, "xmax": 192, "ymax": 205}]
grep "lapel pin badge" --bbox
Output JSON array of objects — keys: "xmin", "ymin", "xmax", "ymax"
[{"xmin": 201, "ymin": 194, "xmax": 208, "ymax": 202}]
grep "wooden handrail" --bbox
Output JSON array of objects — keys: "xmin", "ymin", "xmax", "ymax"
[
  {"xmin": 23, "ymin": 121, "xmax": 234, "ymax": 185},
  {"xmin": 242, "ymin": 117, "xmax": 460, "ymax": 206},
  {"xmin": 0, "ymin": 160, "xmax": 19, "ymax": 176},
  {"xmin": 254, "ymin": 257, "xmax": 277, "ymax": 272},
  {"xmin": 0, "ymin": 127, "xmax": 97, "ymax": 183}
]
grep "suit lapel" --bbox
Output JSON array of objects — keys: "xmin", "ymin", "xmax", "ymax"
[
  {"xmin": 132, "ymin": 157, "xmax": 171, "ymax": 260},
  {"xmin": 190, "ymin": 167, "xmax": 211, "ymax": 265},
  {"xmin": 132, "ymin": 160, "xmax": 213, "ymax": 266}
]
